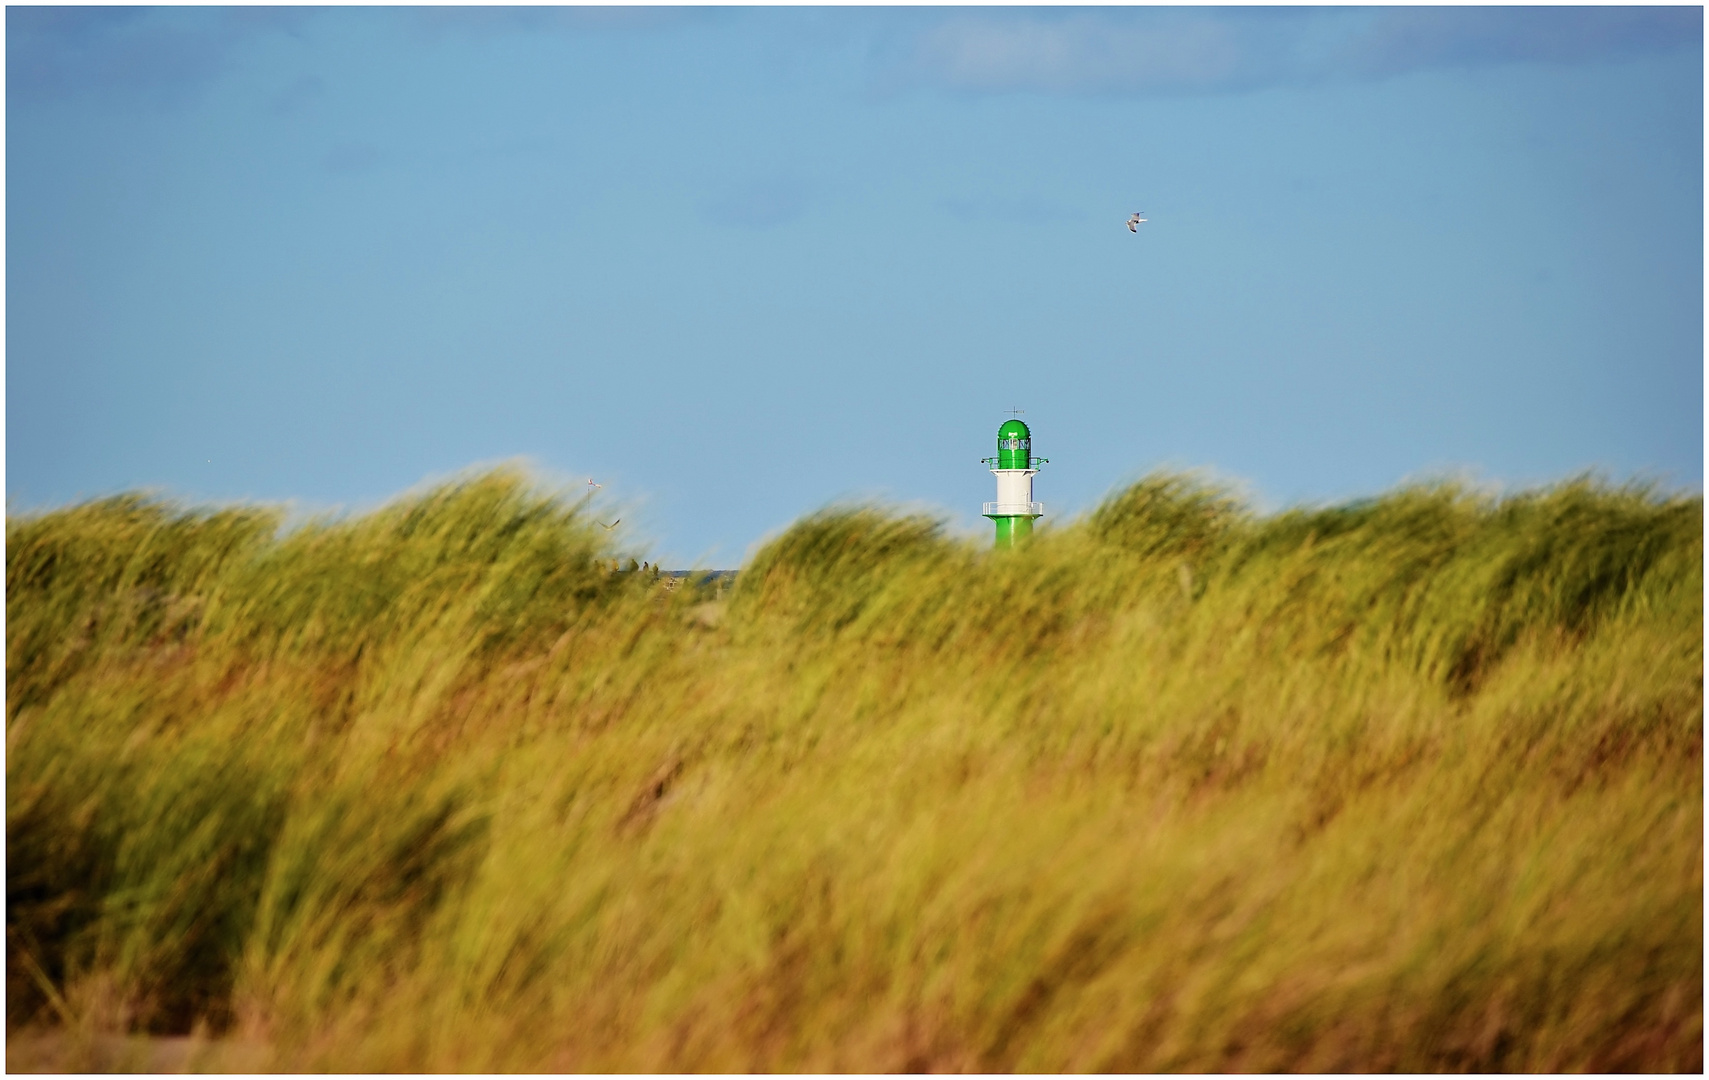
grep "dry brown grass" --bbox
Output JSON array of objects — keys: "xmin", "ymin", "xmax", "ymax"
[{"xmin": 7, "ymin": 466, "xmax": 1701, "ymax": 1070}]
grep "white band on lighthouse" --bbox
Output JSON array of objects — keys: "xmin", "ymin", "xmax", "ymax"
[{"xmin": 992, "ymin": 469, "xmax": 1038, "ymax": 509}]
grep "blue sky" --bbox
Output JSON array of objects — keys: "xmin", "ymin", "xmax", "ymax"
[{"xmin": 7, "ymin": 6, "xmax": 1703, "ymax": 566}]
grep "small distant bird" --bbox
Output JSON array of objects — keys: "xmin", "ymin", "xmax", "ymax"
[
  {"xmin": 1127, "ymin": 212, "xmax": 1147, "ymax": 233},
  {"xmin": 599, "ymin": 519, "xmax": 621, "ymax": 531},
  {"xmin": 587, "ymin": 478, "xmax": 602, "ymax": 490}
]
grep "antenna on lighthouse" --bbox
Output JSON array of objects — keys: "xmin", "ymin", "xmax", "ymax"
[{"xmin": 980, "ymin": 414, "xmax": 1047, "ymax": 549}]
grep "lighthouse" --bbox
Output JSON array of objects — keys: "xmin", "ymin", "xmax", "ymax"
[{"xmin": 982, "ymin": 416, "xmax": 1047, "ymax": 548}]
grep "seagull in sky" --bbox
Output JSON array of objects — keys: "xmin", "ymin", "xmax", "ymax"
[
  {"xmin": 1127, "ymin": 212, "xmax": 1147, "ymax": 233},
  {"xmin": 598, "ymin": 519, "xmax": 621, "ymax": 531}
]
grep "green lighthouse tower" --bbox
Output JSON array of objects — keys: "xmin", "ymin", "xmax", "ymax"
[{"xmin": 981, "ymin": 416, "xmax": 1047, "ymax": 548}]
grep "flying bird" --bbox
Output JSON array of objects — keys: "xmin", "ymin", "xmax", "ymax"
[
  {"xmin": 598, "ymin": 519, "xmax": 621, "ymax": 531},
  {"xmin": 1127, "ymin": 212, "xmax": 1147, "ymax": 233}
]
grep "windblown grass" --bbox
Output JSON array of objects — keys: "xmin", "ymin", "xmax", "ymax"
[{"xmin": 7, "ymin": 465, "xmax": 1701, "ymax": 1071}]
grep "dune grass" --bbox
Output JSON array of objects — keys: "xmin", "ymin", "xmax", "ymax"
[{"xmin": 6, "ymin": 465, "xmax": 1701, "ymax": 1071}]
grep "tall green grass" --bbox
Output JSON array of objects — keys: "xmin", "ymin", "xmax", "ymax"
[{"xmin": 7, "ymin": 465, "xmax": 1701, "ymax": 1070}]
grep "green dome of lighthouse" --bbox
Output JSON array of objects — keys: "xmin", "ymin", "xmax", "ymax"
[{"xmin": 995, "ymin": 419, "xmax": 1032, "ymax": 470}]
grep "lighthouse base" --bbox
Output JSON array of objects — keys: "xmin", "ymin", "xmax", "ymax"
[{"xmin": 985, "ymin": 513, "xmax": 1040, "ymax": 549}]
